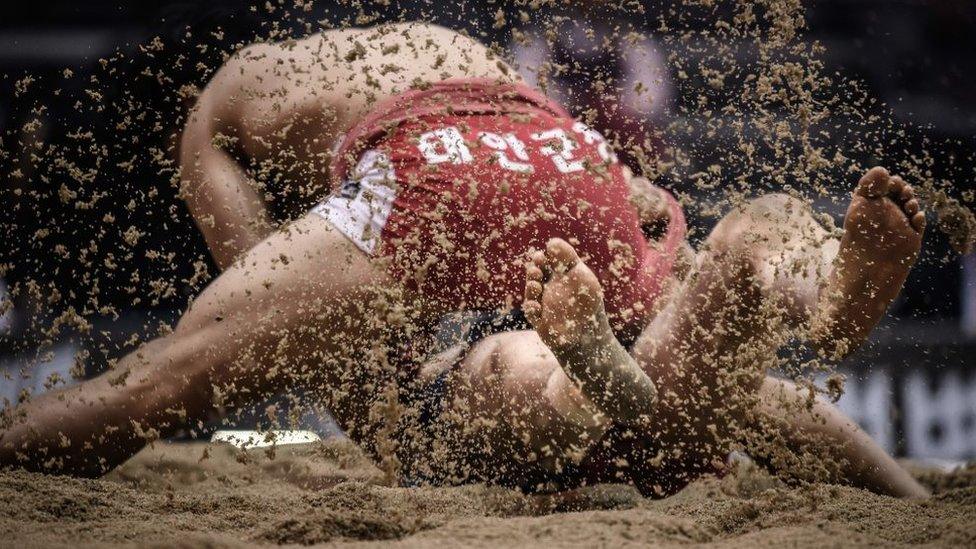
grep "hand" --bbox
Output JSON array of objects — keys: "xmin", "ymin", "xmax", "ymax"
[{"xmin": 622, "ymin": 166, "xmax": 672, "ymax": 241}]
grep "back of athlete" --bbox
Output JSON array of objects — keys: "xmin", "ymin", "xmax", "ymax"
[
  {"xmin": 0, "ymin": 22, "xmax": 686, "ymax": 478},
  {"xmin": 316, "ymin": 79, "xmax": 687, "ymax": 339},
  {"xmin": 181, "ymin": 23, "xmax": 519, "ymax": 268}
]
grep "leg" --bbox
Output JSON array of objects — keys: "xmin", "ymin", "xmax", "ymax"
[
  {"xmin": 527, "ymin": 222, "xmax": 796, "ymax": 469},
  {"xmin": 522, "ymin": 241, "xmax": 658, "ymax": 426},
  {"xmin": 427, "ymin": 239, "xmax": 657, "ymax": 490},
  {"xmin": 426, "ymin": 331, "xmax": 609, "ymax": 485},
  {"xmin": 752, "ymin": 376, "xmax": 927, "ymax": 498},
  {"xmin": 627, "ymin": 168, "xmax": 924, "ymax": 463},
  {"xmin": 0, "ymin": 214, "xmax": 404, "ymax": 476},
  {"xmin": 526, "ymin": 167, "xmax": 926, "ymax": 496}
]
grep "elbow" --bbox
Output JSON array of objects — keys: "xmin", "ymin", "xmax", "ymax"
[
  {"xmin": 178, "ymin": 113, "xmax": 210, "ymax": 172},
  {"xmin": 177, "ymin": 115, "xmax": 221, "ymax": 203}
]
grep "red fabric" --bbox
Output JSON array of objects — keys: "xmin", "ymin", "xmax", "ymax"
[
  {"xmin": 333, "ymin": 79, "xmax": 686, "ymax": 337},
  {"xmin": 331, "ymin": 78, "xmax": 571, "ymax": 181}
]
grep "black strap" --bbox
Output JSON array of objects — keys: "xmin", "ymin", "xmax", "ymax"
[{"xmin": 464, "ymin": 308, "xmax": 532, "ymax": 346}]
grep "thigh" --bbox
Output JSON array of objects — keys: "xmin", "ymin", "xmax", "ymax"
[
  {"xmin": 180, "ymin": 215, "xmax": 388, "ymax": 327},
  {"xmin": 433, "ymin": 331, "xmax": 607, "ymax": 481},
  {"xmin": 174, "ymin": 213, "xmax": 409, "ymax": 434},
  {"xmin": 626, "ymin": 246, "xmax": 774, "ymax": 459}
]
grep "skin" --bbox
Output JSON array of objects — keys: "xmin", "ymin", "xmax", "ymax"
[
  {"xmin": 0, "ymin": 23, "xmax": 515, "ymax": 475},
  {"xmin": 180, "ymin": 22, "xmax": 518, "ymax": 269},
  {"xmin": 462, "ymin": 166, "xmax": 926, "ymax": 497},
  {"xmin": 0, "ymin": 23, "xmax": 928, "ymax": 499}
]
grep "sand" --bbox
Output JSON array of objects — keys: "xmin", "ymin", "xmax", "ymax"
[
  {"xmin": 3, "ymin": 3, "xmax": 975, "ymax": 548},
  {"xmin": 1, "ymin": 439, "xmax": 973, "ymax": 548}
]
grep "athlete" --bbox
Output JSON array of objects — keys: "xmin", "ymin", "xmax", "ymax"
[
  {"xmin": 0, "ymin": 23, "xmax": 928, "ymax": 499},
  {"xmin": 429, "ymin": 167, "xmax": 928, "ymax": 498},
  {"xmin": 0, "ymin": 22, "xmax": 675, "ymax": 476}
]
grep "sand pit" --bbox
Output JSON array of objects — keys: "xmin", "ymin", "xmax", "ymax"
[
  {"xmin": 1, "ymin": 439, "xmax": 973, "ymax": 547},
  {"xmin": 3, "ymin": 3, "xmax": 975, "ymax": 548}
]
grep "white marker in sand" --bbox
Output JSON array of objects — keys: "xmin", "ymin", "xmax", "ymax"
[{"xmin": 210, "ymin": 430, "xmax": 321, "ymax": 449}]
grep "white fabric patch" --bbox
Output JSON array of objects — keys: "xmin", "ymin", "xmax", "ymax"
[{"xmin": 312, "ymin": 150, "xmax": 398, "ymax": 255}]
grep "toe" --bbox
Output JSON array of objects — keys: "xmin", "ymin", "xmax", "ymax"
[
  {"xmin": 893, "ymin": 178, "xmax": 914, "ymax": 202},
  {"xmin": 904, "ymin": 198, "xmax": 920, "ymax": 218},
  {"xmin": 523, "ymin": 300, "xmax": 542, "ymax": 325},
  {"xmin": 856, "ymin": 166, "xmax": 891, "ymax": 198},
  {"xmin": 911, "ymin": 211, "xmax": 926, "ymax": 233},
  {"xmin": 545, "ymin": 238, "xmax": 580, "ymax": 273},
  {"xmin": 900, "ymin": 185, "xmax": 915, "ymax": 203},
  {"xmin": 530, "ymin": 250, "xmax": 546, "ymax": 267},
  {"xmin": 888, "ymin": 175, "xmax": 907, "ymax": 200},
  {"xmin": 529, "ymin": 250, "xmax": 549, "ymax": 280},
  {"xmin": 525, "ymin": 280, "xmax": 544, "ymax": 303},
  {"xmin": 525, "ymin": 262, "xmax": 543, "ymax": 283}
]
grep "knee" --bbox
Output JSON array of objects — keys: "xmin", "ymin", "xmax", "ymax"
[
  {"xmin": 459, "ymin": 335, "xmax": 507, "ymax": 385},
  {"xmin": 706, "ymin": 194, "xmax": 802, "ymax": 256},
  {"xmin": 741, "ymin": 193, "xmax": 801, "ymax": 219},
  {"xmin": 700, "ymin": 194, "xmax": 809, "ymax": 292},
  {"xmin": 461, "ymin": 332, "xmax": 551, "ymax": 389}
]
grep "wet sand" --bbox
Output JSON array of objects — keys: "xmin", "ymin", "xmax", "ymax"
[{"xmin": 1, "ymin": 439, "xmax": 973, "ymax": 547}]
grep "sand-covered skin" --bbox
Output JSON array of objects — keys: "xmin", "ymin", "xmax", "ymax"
[
  {"xmin": 1, "ymin": 439, "xmax": 972, "ymax": 548},
  {"xmin": 3, "ymin": 1, "xmax": 976, "ymax": 547}
]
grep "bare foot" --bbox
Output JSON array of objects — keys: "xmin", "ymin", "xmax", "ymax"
[
  {"xmin": 524, "ymin": 238, "xmax": 657, "ymax": 425},
  {"xmin": 813, "ymin": 167, "xmax": 925, "ymax": 357},
  {"xmin": 523, "ymin": 238, "xmax": 607, "ymax": 350}
]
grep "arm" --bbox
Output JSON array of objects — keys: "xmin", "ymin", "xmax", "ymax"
[{"xmin": 180, "ymin": 62, "xmax": 275, "ymax": 270}]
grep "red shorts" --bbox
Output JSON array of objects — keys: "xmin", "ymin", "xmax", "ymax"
[{"xmin": 314, "ymin": 79, "xmax": 686, "ymax": 337}]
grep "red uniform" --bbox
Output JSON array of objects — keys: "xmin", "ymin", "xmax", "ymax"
[{"xmin": 314, "ymin": 78, "xmax": 686, "ymax": 339}]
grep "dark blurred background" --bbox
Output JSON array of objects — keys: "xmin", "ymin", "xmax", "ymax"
[{"xmin": 0, "ymin": 0, "xmax": 974, "ymax": 460}]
